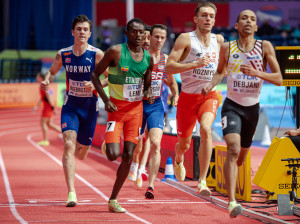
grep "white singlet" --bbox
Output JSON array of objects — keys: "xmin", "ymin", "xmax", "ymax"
[
  {"xmin": 226, "ymin": 40, "xmax": 265, "ymax": 106},
  {"xmin": 180, "ymin": 31, "xmax": 219, "ymax": 94}
]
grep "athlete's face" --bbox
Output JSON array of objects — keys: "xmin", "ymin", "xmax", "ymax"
[
  {"xmin": 72, "ymin": 22, "xmax": 91, "ymax": 44},
  {"xmin": 235, "ymin": 10, "xmax": 258, "ymax": 35},
  {"xmin": 150, "ymin": 28, "xmax": 167, "ymax": 51},
  {"xmin": 126, "ymin": 22, "xmax": 145, "ymax": 47},
  {"xmin": 194, "ymin": 7, "xmax": 216, "ymax": 33},
  {"xmin": 142, "ymin": 30, "xmax": 150, "ymax": 50}
]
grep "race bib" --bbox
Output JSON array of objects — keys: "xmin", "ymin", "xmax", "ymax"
[
  {"xmin": 231, "ymin": 74, "xmax": 261, "ymax": 95},
  {"xmin": 123, "ymin": 83, "xmax": 143, "ymax": 102},
  {"xmin": 151, "ymin": 80, "xmax": 162, "ymax": 97},
  {"xmin": 106, "ymin": 121, "xmax": 116, "ymax": 132},
  {"xmin": 191, "ymin": 65, "xmax": 215, "ymax": 81},
  {"xmin": 69, "ymin": 79, "xmax": 93, "ymax": 97}
]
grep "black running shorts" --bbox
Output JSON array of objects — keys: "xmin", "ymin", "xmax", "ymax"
[{"xmin": 221, "ymin": 98, "xmax": 259, "ymax": 148}]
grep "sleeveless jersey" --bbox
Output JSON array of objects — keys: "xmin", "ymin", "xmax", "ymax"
[
  {"xmin": 180, "ymin": 32, "xmax": 219, "ymax": 94},
  {"xmin": 108, "ymin": 43, "xmax": 151, "ymax": 102},
  {"xmin": 40, "ymin": 88, "xmax": 51, "ymax": 109},
  {"xmin": 61, "ymin": 45, "xmax": 99, "ymax": 106},
  {"xmin": 150, "ymin": 52, "xmax": 167, "ymax": 99},
  {"xmin": 226, "ymin": 40, "xmax": 265, "ymax": 106}
]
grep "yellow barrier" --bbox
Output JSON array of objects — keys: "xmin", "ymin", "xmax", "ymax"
[
  {"xmin": 253, "ymin": 137, "xmax": 300, "ymax": 200},
  {"xmin": 0, "ymin": 83, "xmax": 58, "ymax": 108},
  {"xmin": 215, "ymin": 145, "xmax": 252, "ymax": 201}
]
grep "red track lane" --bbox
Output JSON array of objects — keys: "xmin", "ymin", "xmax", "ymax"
[{"xmin": 0, "ymin": 108, "xmax": 262, "ymax": 223}]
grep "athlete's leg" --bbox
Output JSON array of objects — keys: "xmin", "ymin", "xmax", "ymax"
[
  {"xmin": 237, "ymin": 147, "xmax": 250, "ymax": 166},
  {"xmin": 224, "ymin": 133, "xmax": 241, "ymax": 202},
  {"xmin": 198, "ymin": 112, "xmax": 215, "ymax": 182},
  {"xmin": 40, "ymin": 117, "xmax": 49, "ymax": 141},
  {"xmin": 175, "ymin": 135, "xmax": 192, "ymax": 164},
  {"xmin": 109, "ymin": 141, "xmax": 136, "ymax": 200},
  {"xmin": 47, "ymin": 117, "xmax": 61, "ymax": 133},
  {"xmin": 148, "ymin": 128, "xmax": 163, "ymax": 189},
  {"xmin": 62, "ymin": 130, "xmax": 77, "ymax": 193},
  {"xmin": 106, "ymin": 143, "xmax": 121, "ymax": 161},
  {"xmin": 75, "ymin": 142, "xmax": 91, "ymax": 160}
]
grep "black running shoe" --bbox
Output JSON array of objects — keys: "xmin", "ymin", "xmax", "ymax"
[{"xmin": 145, "ymin": 186, "xmax": 154, "ymax": 199}]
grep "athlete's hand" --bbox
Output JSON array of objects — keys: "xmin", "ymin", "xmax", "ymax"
[
  {"xmin": 105, "ymin": 100, "xmax": 118, "ymax": 113},
  {"xmin": 240, "ymin": 64, "xmax": 259, "ymax": 77},
  {"xmin": 173, "ymin": 95, "xmax": 178, "ymax": 107},
  {"xmin": 284, "ymin": 129, "xmax": 300, "ymax": 136},
  {"xmin": 193, "ymin": 55, "xmax": 210, "ymax": 68},
  {"xmin": 40, "ymin": 80, "xmax": 50, "ymax": 91},
  {"xmin": 144, "ymin": 90, "xmax": 155, "ymax": 104},
  {"xmin": 83, "ymin": 81, "xmax": 95, "ymax": 92},
  {"xmin": 202, "ymin": 86, "xmax": 212, "ymax": 96}
]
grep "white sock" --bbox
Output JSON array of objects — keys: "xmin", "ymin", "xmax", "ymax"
[
  {"xmin": 200, "ymin": 180, "xmax": 206, "ymax": 185},
  {"xmin": 131, "ymin": 162, "xmax": 138, "ymax": 173},
  {"xmin": 139, "ymin": 165, "xmax": 146, "ymax": 173}
]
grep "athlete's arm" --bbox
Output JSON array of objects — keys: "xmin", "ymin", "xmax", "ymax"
[
  {"xmin": 164, "ymin": 55, "xmax": 179, "ymax": 106},
  {"xmin": 202, "ymin": 42, "xmax": 229, "ymax": 95},
  {"xmin": 284, "ymin": 129, "xmax": 300, "ymax": 136},
  {"xmin": 95, "ymin": 50, "xmax": 108, "ymax": 77},
  {"xmin": 216, "ymin": 34, "xmax": 225, "ymax": 51},
  {"xmin": 166, "ymin": 33, "xmax": 209, "ymax": 75},
  {"xmin": 144, "ymin": 56, "xmax": 155, "ymax": 104},
  {"xmin": 41, "ymin": 50, "xmax": 63, "ymax": 91},
  {"xmin": 91, "ymin": 45, "xmax": 121, "ymax": 112},
  {"xmin": 240, "ymin": 40, "xmax": 282, "ymax": 86},
  {"xmin": 33, "ymin": 99, "xmax": 41, "ymax": 111}
]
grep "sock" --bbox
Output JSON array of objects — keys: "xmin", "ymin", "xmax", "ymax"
[
  {"xmin": 200, "ymin": 180, "xmax": 206, "ymax": 185},
  {"xmin": 131, "ymin": 162, "xmax": 138, "ymax": 173},
  {"xmin": 139, "ymin": 164, "xmax": 146, "ymax": 173}
]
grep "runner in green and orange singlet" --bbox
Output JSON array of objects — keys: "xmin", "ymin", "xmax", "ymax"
[{"xmin": 91, "ymin": 18, "xmax": 154, "ymax": 213}]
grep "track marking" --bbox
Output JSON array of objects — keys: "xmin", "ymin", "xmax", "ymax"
[
  {"xmin": 0, "ymin": 127, "xmax": 40, "ymax": 137},
  {"xmin": 0, "ymin": 150, "xmax": 27, "ymax": 224},
  {"xmin": 0, "ymin": 201, "xmax": 210, "ymax": 208},
  {"xmin": 27, "ymin": 134, "xmax": 151, "ymax": 224}
]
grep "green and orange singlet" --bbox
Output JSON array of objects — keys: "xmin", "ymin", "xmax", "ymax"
[{"xmin": 108, "ymin": 43, "xmax": 151, "ymax": 102}]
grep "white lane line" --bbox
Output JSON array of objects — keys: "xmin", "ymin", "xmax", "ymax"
[
  {"xmin": 0, "ymin": 201, "xmax": 210, "ymax": 208},
  {"xmin": 0, "ymin": 150, "xmax": 27, "ymax": 224},
  {"xmin": 0, "ymin": 127, "xmax": 40, "ymax": 137},
  {"xmin": 27, "ymin": 133, "xmax": 151, "ymax": 224}
]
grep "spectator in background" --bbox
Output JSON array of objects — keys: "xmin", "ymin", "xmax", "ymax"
[
  {"xmin": 33, "ymin": 72, "xmax": 61, "ymax": 146},
  {"xmin": 280, "ymin": 19, "xmax": 291, "ymax": 32},
  {"xmin": 101, "ymin": 26, "xmax": 112, "ymax": 51},
  {"xmin": 257, "ymin": 20, "xmax": 274, "ymax": 36},
  {"xmin": 292, "ymin": 24, "xmax": 300, "ymax": 39},
  {"xmin": 280, "ymin": 30, "xmax": 289, "ymax": 46},
  {"xmin": 228, "ymin": 31, "xmax": 238, "ymax": 41}
]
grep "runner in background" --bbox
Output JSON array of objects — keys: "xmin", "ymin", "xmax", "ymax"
[{"xmin": 33, "ymin": 72, "xmax": 61, "ymax": 146}]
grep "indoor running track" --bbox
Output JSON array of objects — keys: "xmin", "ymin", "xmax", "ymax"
[{"xmin": 0, "ymin": 108, "xmax": 261, "ymax": 223}]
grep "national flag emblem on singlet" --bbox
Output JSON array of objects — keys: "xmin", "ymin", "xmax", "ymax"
[{"xmin": 121, "ymin": 66, "xmax": 129, "ymax": 72}]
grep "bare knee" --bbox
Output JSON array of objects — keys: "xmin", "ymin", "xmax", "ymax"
[
  {"xmin": 177, "ymin": 141, "xmax": 190, "ymax": 152},
  {"xmin": 227, "ymin": 144, "xmax": 240, "ymax": 161},
  {"xmin": 122, "ymin": 151, "xmax": 133, "ymax": 166},
  {"xmin": 200, "ymin": 125, "xmax": 211, "ymax": 140},
  {"xmin": 106, "ymin": 144, "xmax": 120, "ymax": 161}
]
